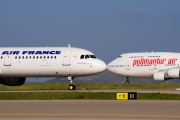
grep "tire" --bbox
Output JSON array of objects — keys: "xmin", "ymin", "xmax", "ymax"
[{"xmin": 69, "ymin": 85, "xmax": 76, "ymax": 90}]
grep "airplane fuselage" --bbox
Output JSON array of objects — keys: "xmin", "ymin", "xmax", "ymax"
[
  {"xmin": 107, "ymin": 52, "xmax": 180, "ymax": 80},
  {"xmin": 0, "ymin": 47, "xmax": 106, "ymax": 77}
]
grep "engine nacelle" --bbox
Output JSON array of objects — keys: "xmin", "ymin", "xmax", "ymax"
[
  {"xmin": 153, "ymin": 72, "xmax": 169, "ymax": 81},
  {"xmin": 168, "ymin": 69, "xmax": 180, "ymax": 78},
  {"xmin": 0, "ymin": 77, "xmax": 26, "ymax": 86}
]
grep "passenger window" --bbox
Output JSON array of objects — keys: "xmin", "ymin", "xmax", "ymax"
[
  {"xmin": 22, "ymin": 56, "xmax": 24, "ymax": 59},
  {"xmin": 15, "ymin": 56, "xmax": 17, "ymax": 59},
  {"xmin": 19, "ymin": 56, "xmax": 21, "ymax": 59},
  {"xmin": 85, "ymin": 55, "xmax": 90, "ymax": 59},
  {"xmin": 26, "ymin": 56, "xmax": 28, "ymax": 59},
  {"xmin": 47, "ymin": 56, "xmax": 49, "ymax": 59},
  {"xmin": 54, "ymin": 56, "xmax": 56, "ymax": 59},
  {"xmin": 40, "ymin": 56, "xmax": 42, "ymax": 59},
  {"xmin": 33, "ymin": 56, "xmax": 35, "ymax": 59},
  {"xmin": 37, "ymin": 56, "xmax": 39, "ymax": 59},
  {"xmin": 44, "ymin": 56, "xmax": 46, "ymax": 59},
  {"xmin": 51, "ymin": 56, "xmax": 53, "ymax": 59},
  {"xmin": 29, "ymin": 56, "xmax": 31, "ymax": 59},
  {"xmin": 80, "ymin": 55, "xmax": 84, "ymax": 59}
]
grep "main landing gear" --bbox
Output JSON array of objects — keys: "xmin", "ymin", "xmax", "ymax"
[
  {"xmin": 124, "ymin": 77, "xmax": 130, "ymax": 84},
  {"xmin": 68, "ymin": 77, "xmax": 76, "ymax": 90}
]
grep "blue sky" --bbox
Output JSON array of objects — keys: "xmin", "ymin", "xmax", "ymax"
[{"xmin": 1, "ymin": 0, "xmax": 180, "ymax": 82}]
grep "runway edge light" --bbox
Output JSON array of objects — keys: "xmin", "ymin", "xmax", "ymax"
[{"xmin": 116, "ymin": 92, "xmax": 137, "ymax": 100}]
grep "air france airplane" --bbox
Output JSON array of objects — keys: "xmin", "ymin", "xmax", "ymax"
[
  {"xmin": 107, "ymin": 52, "xmax": 180, "ymax": 83},
  {"xmin": 0, "ymin": 45, "xmax": 106, "ymax": 90}
]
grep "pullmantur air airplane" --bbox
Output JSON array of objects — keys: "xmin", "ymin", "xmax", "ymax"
[
  {"xmin": 107, "ymin": 52, "xmax": 180, "ymax": 83},
  {"xmin": 0, "ymin": 45, "xmax": 106, "ymax": 90}
]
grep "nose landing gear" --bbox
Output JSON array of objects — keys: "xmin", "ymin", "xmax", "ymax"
[
  {"xmin": 124, "ymin": 77, "xmax": 130, "ymax": 84},
  {"xmin": 68, "ymin": 77, "xmax": 76, "ymax": 90}
]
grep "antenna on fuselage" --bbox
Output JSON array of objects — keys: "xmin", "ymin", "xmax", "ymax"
[{"xmin": 68, "ymin": 44, "xmax": 71, "ymax": 48}]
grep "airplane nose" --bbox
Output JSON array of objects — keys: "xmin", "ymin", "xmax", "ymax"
[
  {"xmin": 107, "ymin": 62, "xmax": 114, "ymax": 72},
  {"xmin": 95, "ymin": 59, "xmax": 106, "ymax": 73},
  {"xmin": 99, "ymin": 60, "xmax": 107, "ymax": 72}
]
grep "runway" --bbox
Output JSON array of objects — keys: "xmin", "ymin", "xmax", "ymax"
[{"xmin": 0, "ymin": 100, "xmax": 179, "ymax": 120}]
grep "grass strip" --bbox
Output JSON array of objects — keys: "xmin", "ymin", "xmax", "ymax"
[
  {"xmin": 0, "ymin": 92, "xmax": 179, "ymax": 100},
  {"xmin": 0, "ymin": 83, "xmax": 180, "ymax": 90}
]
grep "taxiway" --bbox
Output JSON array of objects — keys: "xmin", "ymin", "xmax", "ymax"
[{"xmin": 0, "ymin": 100, "xmax": 179, "ymax": 120}]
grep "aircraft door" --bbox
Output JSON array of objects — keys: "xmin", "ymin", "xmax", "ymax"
[
  {"xmin": 126, "ymin": 62, "xmax": 130, "ymax": 70},
  {"xmin": 4, "ymin": 55, "xmax": 11, "ymax": 66},
  {"xmin": 63, "ymin": 50, "xmax": 72, "ymax": 66}
]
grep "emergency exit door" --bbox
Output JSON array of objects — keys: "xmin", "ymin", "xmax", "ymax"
[
  {"xmin": 63, "ymin": 50, "xmax": 71, "ymax": 66},
  {"xmin": 4, "ymin": 56, "xmax": 11, "ymax": 66}
]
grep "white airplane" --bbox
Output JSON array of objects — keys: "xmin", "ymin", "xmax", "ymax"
[
  {"xmin": 0, "ymin": 45, "xmax": 106, "ymax": 90},
  {"xmin": 107, "ymin": 52, "xmax": 180, "ymax": 83}
]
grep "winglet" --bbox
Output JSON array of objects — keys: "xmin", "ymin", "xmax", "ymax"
[{"xmin": 68, "ymin": 44, "xmax": 71, "ymax": 48}]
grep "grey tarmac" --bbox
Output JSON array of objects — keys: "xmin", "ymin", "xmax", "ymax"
[{"xmin": 0, "ymin": 100, "xmax": 179, "ymax": 120}]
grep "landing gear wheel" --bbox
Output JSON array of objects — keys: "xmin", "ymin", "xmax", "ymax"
[
  {"xmin": 68, "ymin": 76, "xmax": 76, "ymax": 90},
  {"xmin": 124, "ymin": 77, "xmax": 130, "ymax": 84},
  {"xmin": 69, "ymin": 84, "xmax": 76, "ymax": 90}
]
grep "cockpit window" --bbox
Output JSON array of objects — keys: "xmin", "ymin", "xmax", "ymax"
[
  {"xmin": 80, "ymin": 55, "xmax": 84, "ymax": 59},
  {"xmin": 90, "ymin": 55, "xmax": 96, "ymax": 58},
  {"xmin": 80, "ymin": 54, "xmax": 96, "ymax": 59},
  {"xmin": 118, "ymin": 56, "xmax": 122, "ymax": 58},
  {"xmin": 85, "ymin": 55, "xmax": 90, "ymax": 59}
]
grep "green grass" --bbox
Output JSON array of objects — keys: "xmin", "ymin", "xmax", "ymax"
[
  {"xmin": 138, "ymin": 93, "xmax": 180, "ymax": 100},
  {"xmin": 0, "ymin": 82, "xmax": 180, "ymax": 90},
  {"xmin": 0, "ymin": 92, "xmax": 115, "ymax": 100},
  {"xmin": 0, "ymin": 83, "xmax": 180, "ymax": 100},
  {"xmin": 0, "ymin": 92, "xmax": 179, "ymax": 100}
]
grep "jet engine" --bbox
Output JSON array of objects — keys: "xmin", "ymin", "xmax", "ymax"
[
  {"xmin": 153, "ymin": 72, "xmax": 169, "ymax": 81},
  {"xmin": 0, "ymin": 77, "xmax": 26, "ymax": 86},
  {"xmin": 168, "ymin": 69, "xmax": 180, "ymax": 78}
]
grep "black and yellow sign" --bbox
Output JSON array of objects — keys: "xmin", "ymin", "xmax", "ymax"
[{"xmin": 116, "ymin": 92, "xmax": 137, "ymax": 100}]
